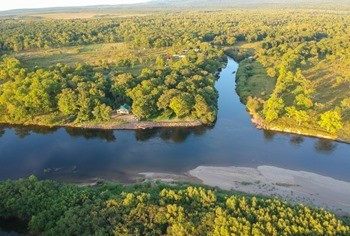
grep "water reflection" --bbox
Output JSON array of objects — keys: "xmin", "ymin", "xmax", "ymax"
[
  {"xmin": 314, "ymin": 139, "xmax": 337, "ymax": 154},
  {"xmin": 0, "ymin": 218, "xmax": 28, "ymax": 236},
  {"xmin": 135, "ymin": 126, "xmax": 211, "ymax": 143},
  {"xmin": 0, "ymin": 125, "xmax": 213, "ymax": 143},
  {"xmin": 0, "ymin": 117, "xmax": 341, "ymax": 155},
  {"xmin": 65, "ymin": 127, "xmax": 116, "ymax": 142},
  {"xmin": 263, "ymin": 130, "xmax": 276, "ymax": 141},
  {"xmin": 0, "ymin": 124, "xmax": 117, "ymax": 142},
  {"xmin": 290, "ymin": 136, "xmax": 304, "ymax": 146},
  {"xmin": 0, "ymin": 127, "xmax": 4, "ymax": 138},
  {"xmin": 0, "ymin": 124, "xmax": 59, "ymax": 139}
]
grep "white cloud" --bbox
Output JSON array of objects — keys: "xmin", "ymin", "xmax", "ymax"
[{"xmin": 0, "ymin": 0, "xmax": 150, "ymax": 11}]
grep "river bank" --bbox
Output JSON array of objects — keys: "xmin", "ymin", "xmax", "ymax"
[
  {"xmin": 188, "ymin": 165, "xmax": 350, "ymax": 216},
  {"xmin": 37, "ymin": 164, "xmax": 350, "ymax": 218},
  {"xmin": 0, "ymin": 115, "xmax": 203, "ymax": 131},
  {"xmin": 24, "ymin": 164, "xmax": 350, "ymax": 218},
  {"xmin": 70, "ymin": 114, "xmax": 203, "ymax": 130},
  {"xmin": 247, "ymin": 111, "xmax": 348, "ymax": 143},
  {"xmin": 135, "ymin": 164, "xmax": 350, "ymax": 216}
]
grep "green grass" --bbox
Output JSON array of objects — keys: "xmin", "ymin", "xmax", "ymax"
[
  {"xmin": 304, "ymin": 60, "xmax": 350, "ymax": 111},
  {"xmin": 236, "ymin": 58, "xmax": 276, "ymax": 103},
  {"xmin": 152, "ymin": 110, "xmax": 176, "ymax": 121},
  {"xmin": 12, "ymin": 42, "xmax": 166, "ymax": 75}
]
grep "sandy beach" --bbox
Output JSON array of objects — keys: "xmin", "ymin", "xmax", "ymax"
[{"xmin": 188, "ymin": 165, "xmax": 350, "ymax": 215}]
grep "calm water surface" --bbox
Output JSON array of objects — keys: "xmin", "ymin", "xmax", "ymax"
[{"xmin": 0, "ymin": 57, "xmax": 350, "ymax": 183}]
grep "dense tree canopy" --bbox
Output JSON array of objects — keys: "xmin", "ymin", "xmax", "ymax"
[
  {"xmin": 0, "ymin": 8, "xmax": 349, "ymax": 137},
  {"xmin": 232, "ymin": 10, "xmax": 350, "ymax": 140},
  {"xmin": 0, "ymin": 13, "xmax": 235, "ymax": 126},
  {"xmin": 0, "ymin": 177, "xmax": 349, "ymax": 236}
]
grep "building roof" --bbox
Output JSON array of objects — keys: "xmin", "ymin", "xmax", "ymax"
[{"xmin": 118, "ymin": 104, "xmax": 131, "ymax": 110}]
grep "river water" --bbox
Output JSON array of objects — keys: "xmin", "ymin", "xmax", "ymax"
[{"xmin": 0, "ymin": 57, "xmax": 350, "ymax": 184}]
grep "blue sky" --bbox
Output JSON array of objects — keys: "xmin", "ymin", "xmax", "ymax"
[{"xmin": 0, "ymin": 0, "xmax": 151, "ymax": 11}]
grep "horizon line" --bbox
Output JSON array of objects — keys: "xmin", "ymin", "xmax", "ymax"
[{"xmin": 0, "ymin": 1, "xmax": 153, "ymax": 14}]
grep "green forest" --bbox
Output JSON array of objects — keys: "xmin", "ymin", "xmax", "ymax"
[
  {"xmin": 0, "ymin": 16, "xmax": 225, "ymax": 126},
  {"xmin": 231, "ymin": 11, "xmax": 350, "ymax": 141},
  {"xmin": 0, "ymin": 177, "xmax": 349, "ymax": 235},
  {"xmin": 0, "ymin": 9, "xmax": 349, "ymax": 141},
  {"xmin": 1, "ymin": 2, "xmax": 350, "ymax": 235}
]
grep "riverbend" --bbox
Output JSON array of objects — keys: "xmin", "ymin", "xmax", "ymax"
[{"xmin": 0, "ymin": 58, "xmax": 350, "ymax": 184}]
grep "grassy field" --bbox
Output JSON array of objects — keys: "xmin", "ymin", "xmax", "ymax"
[
  {"xmin": 12, "ymin": 42, "xmax": 167, "ymax": 75},
  {"xmin": 304, "ymin": 60, "xmax": 350, "ymax": 141},
  {"xmin": 13, "ymin": 43, "xmax": 124, "ymax": 67},
  {"xmin": 236, "ymin": 58, "xmax": 276, "ymax": 103},
  {"xmin": 304, "ymin": 60, "xmax": 350, "ymax": 113}
]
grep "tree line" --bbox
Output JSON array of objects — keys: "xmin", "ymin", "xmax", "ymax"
[{"xmin": 0, "ymin": 177, "xmax": 349, "ymax": 235}]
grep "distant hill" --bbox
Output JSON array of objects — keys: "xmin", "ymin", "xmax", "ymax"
[
  {"xmin": 151, "ymin": 0, "xmax": 350, "ymax": 11},
  {"xmin": 0, "ymin": 0, "xmax": 349, "ymax": 17}
]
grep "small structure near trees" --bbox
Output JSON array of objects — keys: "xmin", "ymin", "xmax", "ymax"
[{"xmin": 117, "ymin": 104, "xmax": 131, "ymax": 115}]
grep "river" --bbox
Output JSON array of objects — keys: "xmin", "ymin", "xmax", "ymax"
[{"xmin": 0, "ymin": 57, "xmax": 350, "ymax": 184}]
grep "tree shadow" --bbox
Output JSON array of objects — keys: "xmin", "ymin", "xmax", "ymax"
[
  {"xmin": 64, "ymin": 127, "xmax": 116, "ymax": 142},
  {"xmin": 263, "ymin": 130, "xmax": 276, "ymax": 141},
  {"xmin": 135, "ymin": 126, "xmax": 210, "ymax": 143},
  {"xmin": 314, "ymin": 139, "xmax": 337, "ymax": 154},
  {"xmin": 290, "ymin": 136, "xmax": 304, "ymax": 146}
]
